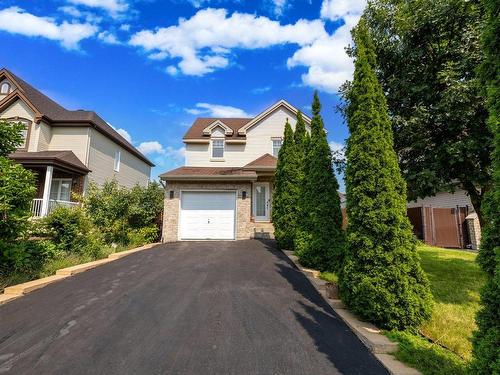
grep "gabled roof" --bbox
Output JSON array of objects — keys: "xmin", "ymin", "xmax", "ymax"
[
  {"xmin": 183, "ymin": 99, "xmax": 311, "ymax": 142},
  {"xmin": 243, "ymin": 153, "xmax": 277, "ymax": 170},
  {"xmin": 10, "ymin": 151, "xmax": 91, "ymax": 175},
  {"xmin": 202, "ymin": 120, "xmax": 234, "ymax": 136},
  {"xmin": 159, "ymin": 166, "xmax": 257, "ymax": 181},
  {"xmin": 184, "ymin": 118, "xmax": 250, "ymax": 141},
  {"xmin": 0, "ymin": 68, "xmax": 154, "ymax": 167}
]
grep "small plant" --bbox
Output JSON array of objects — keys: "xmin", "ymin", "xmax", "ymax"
[{"xmin": 127, "ymin": 225, "xmax": 158, "ymax": 246}]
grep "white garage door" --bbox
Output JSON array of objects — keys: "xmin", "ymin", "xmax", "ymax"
[{"xmin": 180, "ymin": 191, "xmax": 236, "ymax": 240}]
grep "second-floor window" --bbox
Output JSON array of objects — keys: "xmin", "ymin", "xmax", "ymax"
[
  {"xmin": 212, "ymin": 139, "xmax": 224, "ymax": 158},
  {"xmin": 272, "ymin": 139, "xmax": 283, "ymax": 157},
  {"xmin": 114, "ymin": 150, "xmax": 121, "ymax": 172}
]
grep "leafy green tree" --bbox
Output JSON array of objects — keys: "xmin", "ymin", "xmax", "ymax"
[
  {"xmin": 360, "ymin": 0, "xmax": 491, "ymax": 222},
  {"xmin": 0, "ymin": 120, "xmax": 24, "ymax": 156},
  {"xmin": 340, "ymin": 20, "xmax": 432, "ymax": 330},
  {"xmin": 0, "ymin": 121, "xmax": 36, "ymax": 242},
  {"xmin": 295, "ymin": 92, "xmax": 345, "ymax": 272},
  {"xmin": 128, "ymin": 181, "xmax": 164, "ymax": 229},
  {"xmin": 471, "ymin": 0, "xmax": 500, "ymax": 371},
  {"xmin": 272, "ymin": 120, "xmax": 300, "ymax": 249}
]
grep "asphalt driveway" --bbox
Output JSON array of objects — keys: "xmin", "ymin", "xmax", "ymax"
[{"xmin": 0, "ymin": 240, "xmax": 388, "ymax": 375}]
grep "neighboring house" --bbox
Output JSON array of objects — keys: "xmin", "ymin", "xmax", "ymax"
[
  {"xmin": 0, "ymin": 68, "xmax": 154, "ymax": 217},
  {"xmin": 160, "ymin": 100, "xmax": 310, "ymax": 241}
]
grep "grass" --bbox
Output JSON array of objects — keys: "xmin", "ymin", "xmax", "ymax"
[
  {"xmin": 319, "ymin": 271, "xmax": 338, "ymax": 283},
  {"xmin": 386, "ymin": 245, "xmax": 485, "ymax": 375},
  {"xmin": 0, "ymin": 243, "xmax": 141, "ymax": 293}
]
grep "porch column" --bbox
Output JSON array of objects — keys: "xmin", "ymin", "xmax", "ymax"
[{"xmin": 40, "ymin": 166, "xmax": 53, "ymax": 217}]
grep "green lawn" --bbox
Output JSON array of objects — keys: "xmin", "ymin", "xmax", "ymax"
[{"xmin": 387, "ymin": 245, "xmax": 485, "ymax": 374}]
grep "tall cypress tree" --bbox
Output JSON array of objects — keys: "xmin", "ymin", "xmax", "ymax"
[
  {"xmin": 295, "ymin": 92, "xmax": 345, "ymax": 272},
  {"xmin": 340, "ymin": 20, "xmax": 432, "ymax": 330},
  {"xmin": 471, "ymin": 0, "xmax": 500, "ymax": 371},
  {"xmin": 272, "ymin": 120, "xmax": 300, "ymax": 249}
]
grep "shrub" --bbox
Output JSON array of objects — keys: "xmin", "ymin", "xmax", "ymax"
[
  {"xmin": 272, "ymin": 120, "xmax": 300, "ymax": 249},
  {"xmin": 296, "ymin": 92, "xmax": 345, "ymax": 272},
  {"xmin": 470, "ymin": 0, "xmax": 500, "ymax": 371},
  {"xmin": 340, "ymin": 20, "xmax": 432, "ymax": 330},
  {"xmin": 44, "ymin": 206, "xmax": 102, "ymax": 255},
  {"xmin": 0, "ymin": 240, "xmax": 58, "ymax": 273},
  {"xmin": 128, "ymin": 182, "xmax": 164, "ymax": 229},
  {"xmin": 127, "ymin": 225, "xmax": 158, "ymax": 246}
]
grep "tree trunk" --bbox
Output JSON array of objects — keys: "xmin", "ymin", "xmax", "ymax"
[{"xmin": 462, "ymin": 181, "xmax": 487, "ymax": 227}]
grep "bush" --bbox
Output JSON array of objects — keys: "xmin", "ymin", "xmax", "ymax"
[
  {"xmin": 127, "ymin": 226, "xmax": 158, "ymax": 246},
  {"xmin": 44, "ymin": 206, "xmax": 103, "ymax": 256},
  {"xmin": 84, "ymin": 180, "xmax": 163, "ymax": 245},
  {"xmin": 0, "ymin": 240, "xmax": 58, "ymax": 273},
  {"xmin": 340, "ymin": 20, "xmax": 432, "ymax": 330},
  {"xmin": 296, "ymin": 92, "xmax": 345, "ymax": 272}
]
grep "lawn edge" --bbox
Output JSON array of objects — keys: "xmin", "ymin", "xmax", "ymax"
[
  {"xmin": 281, "ymin": 249, "xmax": 422, "ymax": 375},
  {"xmin": 0, "ymin": 242, "xmax": 161, "ymax": 305}
]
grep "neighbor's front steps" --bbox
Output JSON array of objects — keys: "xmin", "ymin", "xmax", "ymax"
[
  {"xmin": 282, "ymin": 250, "xmax": 422, "ymax": 375},
  {"xmin": 0, "ymin": 243, "xmax": 160, "ymax": 306}
]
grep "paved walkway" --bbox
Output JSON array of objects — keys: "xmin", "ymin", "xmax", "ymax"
[{"xmin": 0, "ymin": 240, "xmax": 388, "ymax": 375}]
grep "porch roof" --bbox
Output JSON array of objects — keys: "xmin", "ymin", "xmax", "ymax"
[
  {"xmin": 159, "ymin": 166, "xmax": 258, "ymax": 181},
  {"xmin": 243, "ymin": 153, "xmax": 277, "ymax": 171},
  {"xmin": 9, "ymin": 151, "xmax": 90, "ymax": 175}
]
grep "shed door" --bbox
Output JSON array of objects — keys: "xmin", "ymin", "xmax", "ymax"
[{"xmin": 180, "ymin": 191, "xmax": 236, "ymax": 240}]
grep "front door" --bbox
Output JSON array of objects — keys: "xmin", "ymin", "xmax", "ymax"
[{"xmin": 253, "ymin": 183, "xmax": 269, "ymax": 221}]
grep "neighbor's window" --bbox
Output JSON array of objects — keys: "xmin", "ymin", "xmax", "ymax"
[
  {"xmin": 0, "ymin": 82, "xmax": 10, "ymax": 94},
  {"xmin": 272, "ymin": 139, "xmax": 283, "ymax": 157},
  {"xmin": 114, "ymin": 150, "xmax": 121, "ymax": 172},
  {"xmin": 212, "ymin": 139, "xmax": 224, "ymax": 158},
  {"xmin": 49, "ymin": 179, "xmax": 72, "ymax": 202}
]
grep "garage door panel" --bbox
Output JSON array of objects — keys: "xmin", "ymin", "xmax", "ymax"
[{"xmin": 180, "ymin": 192, "xmax": 236, "ymax": 240}]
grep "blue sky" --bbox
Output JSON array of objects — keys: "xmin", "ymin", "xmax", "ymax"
[{"xmin": 0, "ymin": 0, "xmax": 366, "ymax": 190}]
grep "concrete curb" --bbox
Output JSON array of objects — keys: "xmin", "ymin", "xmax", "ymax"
[
  {"xmin": 281, "ymin": 250, "xmax": 421, "ymax": 375},
  {"xmin": 0, "ymin": 242, "xmax": 161, "ymax": 304}
]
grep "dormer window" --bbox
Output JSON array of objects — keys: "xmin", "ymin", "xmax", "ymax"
[
  {"xmin": 272, "ymin": 139, "xmax": 283, "ymax": 157},
  {"xmin": 0, "ymin": 82, "xmax": 11, "ymax": 94},
  {"xmin": 212, "ymin": 139, "xmax": 224, "ymax": 158}
]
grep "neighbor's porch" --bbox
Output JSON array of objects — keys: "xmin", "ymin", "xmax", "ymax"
[{"xmin": 9, "ymin": 151, "xmax": 90, "ymax": 218}]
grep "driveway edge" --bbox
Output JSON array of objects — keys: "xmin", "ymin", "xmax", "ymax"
[
  {"xmin": 281, "ymin": 250, "xmax": 422, "ymax": 375},
  {"xmin": 0, "ymin": 242, "xmax": 161, "ymax": 305}
]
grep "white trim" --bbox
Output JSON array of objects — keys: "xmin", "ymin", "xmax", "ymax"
[
  {"xmin": 238, "ymin": 100, "xmax": 312, "ymax": 135},
  {"xmin": 202, "ymin": 120, "xmax": 234, "ymax": 136},
  {"xmin": 211, "ymin": 138, "xmax": 225, "ymax": 158},
  {"xmin": 178, "ymin": 190, "xmax": 237, "ymax": 241},
  {"xmin": 253, "ymin": 182, "xmax": 270, "ymax": 221},
  {"xmin": 40, "ymin": 166, "xmax": 53, "ymax": 217},
  {"xmin": 114, "ymin": 150, "xmax": 121, "ymax": 172}
]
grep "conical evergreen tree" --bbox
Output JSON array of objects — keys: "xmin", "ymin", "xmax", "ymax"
[
  {"xmin": 470, "ymin": 0, "xmax": 500, "ymax": 371},
  {"xmin": 272, "ymin": 120, "xmax": 300, "ymax": 249},
  {"xmin": 295, "ymin": 92, "xmax": 345, "ymax": 272},
  {"xmin": 340, "ymin": 19, "xmax": 432, "ymax": 330},
  {"xmin": 294, "ymin": 110, "xmax": 308, "ymax": 193}
]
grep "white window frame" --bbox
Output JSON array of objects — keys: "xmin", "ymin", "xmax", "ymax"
[
  {"xmin": 272, "ymin": 138, "xmax": 283, "ymax": 157},
  {"xmin": 0, "ymin": 82, "xmax": 10, "ymax": 94},
  {"xmin": 114, "ymin": 150, "xmax": 121, "ymax": 172},
  {"xmin": 211, "ymin": 139, "xmax": 225, "ymax": 159},
  {"xmin": 50, "ymin": 178, "xmax": 72, "ymax": 202}
]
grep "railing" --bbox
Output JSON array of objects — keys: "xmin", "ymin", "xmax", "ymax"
[
  {"xmin": 31, "ymin": 199, "xmax": 79, "ymax": 218},
  {"xmin": 31, "ymin": 198, "xmax": 43, "ymax": 218}
]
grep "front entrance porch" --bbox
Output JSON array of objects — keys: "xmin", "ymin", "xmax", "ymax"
[{"xmin": 9, "ymin": 151, "xmax": 90, "ymax": 217}]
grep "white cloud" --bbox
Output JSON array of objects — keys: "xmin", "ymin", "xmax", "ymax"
[
  {"xmin": 67, "ymin": 0, "xmax": 129, "ymax": 17},
  {"xmin": 0, "ymin": 7, "xmax": 97, "ymax": 49},
  {"xmin": 272, "ymin": 0, "xmax": 288, "ymax": 16},
  {"xmin": 119, "ymin": 23, "xmax": 131, "ymax": 31},
  {"xmin": 129, "ymin": 8, "xmax": 327, "ymax": 76},
  {"xmin": 329, "ymin": 141, "xmax": 345, "ymax": 160},
  {"xmin": 320, "ymin": 0, "xmax": 366, "ymax": 21},
  {"xmin": 138, "ymin": 141, "xmax": 186, "ymax": 162},
  {"xmin": 58, "ymin": 5, "xmax": 103, "ymax": 23},
  {"xmin": 287, "ymin": 19, "xmax": 356, "ymax": 93},
  {"xmin": 251, "ymin": 86, "xmax": 272, "ymax": 94},
  {"xmin": 185, "ymin": 103, "xmax": 252, "ymax": 117},
  {"xmin": 115, "ymin": 128, "xmax": 132, "ymax": 143},
  {"xmin": 98, "ymin": 30, "xmax": 120, "ymax": 44}
]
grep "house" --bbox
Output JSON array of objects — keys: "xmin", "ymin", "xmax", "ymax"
[
  {"xmin": 160, "ymin": 100, "xmax": 310, "ymax": 241},
  {"xmin": 0, "ymin": 68, "xmax": 154, "ymax": 217}
]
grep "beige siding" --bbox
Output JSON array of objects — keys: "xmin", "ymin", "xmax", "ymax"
[
  {"xmin": 37, "ymin": 121, "xmax": 52, "ymax": 151},
  {"xmin": 48, "ymin": 127, "xmax": 89, "ymax": 163},
  {"xmin": 87, "ymin": 129, "xmax": 151, "ymax": 188},
  {"xmin": 185, "ymin": 107, "xmax": 300, "ymax": 167},
  {"xmin": 407, "ymin": 190, "xmax": 473, "ymax": 210},
  {"xmin": 0, "ymin": 99, "xmax": 38, "ymax": 151}
]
